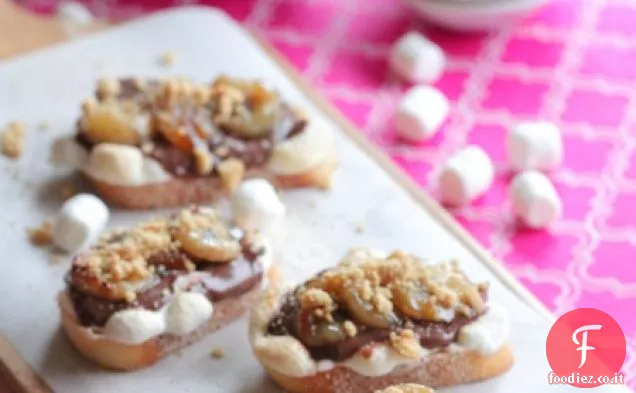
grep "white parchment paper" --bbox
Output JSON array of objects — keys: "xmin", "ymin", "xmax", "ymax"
[{"xmin": 0, "ymin": 7, "xmax": 628, "ymax": 393}]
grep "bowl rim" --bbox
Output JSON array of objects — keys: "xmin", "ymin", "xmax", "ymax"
[{"xmin": 407, "ymin": 0, "xmax": 548, "ymax": 14}]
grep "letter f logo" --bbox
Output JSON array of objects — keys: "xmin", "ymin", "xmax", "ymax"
[{"xmin": 572, "ymin": 324, "xmax": 602, "ymax": 369}]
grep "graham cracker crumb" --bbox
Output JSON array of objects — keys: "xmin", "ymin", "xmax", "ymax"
[
  {"xmin": 298, "ymin": 288, "xmax": 334, "ymax": 311},
  {"xmin": 193, "ymin": 146, "xmax": 214, "ymax": 175},
  {"xmin": 354, "ymin": 223, "xmax": 365, "ymax": 234},
  {"xmin": 217, "ymin": 158, "xmax": 245, "ymax": 192},
  {"xmin": 160, "ymin": 51, "xmax": 177, "ymax": 67},
  {"xmin": 211, "ymin": 347, "xmax": 225, "ymax": 359},
  {"xmin": 389, "ymin": 329, "xmax": 421, "ymax": 359},
  {"xmin": 343, "ymin": 320, "xmax": 357, "ymax": 337},
  {"xmin": 1, "ymin": 121, "xmax": 26, "ymax": 159},
  {"xmin": 50, "ymin": 251, "xmax": 66, "ymax": 264},
  {"xmin": 38, "ymin": 121, "xmax": 50, "ymax": 131},
  {"xmin": 28, "ymin": 220, "xmax": 54, "ymax": 246}
]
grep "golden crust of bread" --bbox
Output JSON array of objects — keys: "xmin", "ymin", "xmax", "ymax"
[
  {"xmin": 59, "ymin": 267, "xmax": 278, "ymax": 371},
  {"xmin": 88, "ymin": 153, "xmax": 338, "ymax": 209},
  {"xmin": 264, "ymin": 344, "xmax": 514, "ymax": 393}
]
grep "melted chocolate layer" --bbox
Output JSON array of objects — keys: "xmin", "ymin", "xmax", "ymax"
[
  {"xmin": 267, "ymin": 290, "xmax": 487, "ymax": 362},
  {"xmin": 68, "ymin": 239, "xmax": 264, "ymax": 327}
]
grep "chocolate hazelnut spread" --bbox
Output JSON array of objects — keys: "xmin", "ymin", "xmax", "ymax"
[
  {"xmin": 78, "ymin": 77, "xmax": 307, "ymax": 178},
  {"xmin": 68, "ymin": 226, "xmax": 265, "ymax": 328}
]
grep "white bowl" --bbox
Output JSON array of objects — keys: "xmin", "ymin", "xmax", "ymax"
[{"xmin": 404, "ymin": 0, "xmax": 548, "ymax": 32}]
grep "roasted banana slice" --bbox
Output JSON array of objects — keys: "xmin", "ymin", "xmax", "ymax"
[
  {"xmin": 175, "ymin": 222, "xmax": 241, "ymax": 263},
  {"xmin": 391, "ymin": 285, "xmax": 441, "ymax": 321},
  {"xmin": 80, "ymin": 98, "xmax": 147, "ymax": 145},
  {"xmin": 340, "ymin": 285, "xmax": 400, "ymax": 329},
  {"xmin": 211, "ymin": 76, "xmax": 280, "ymax": 139}
]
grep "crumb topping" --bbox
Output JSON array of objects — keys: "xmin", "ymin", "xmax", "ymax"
[
  {"xmin": 211, "ymin": 347, "xmax": 225, "ymax": 359},
  {"xmin": 1, "ymin": 121, "xmax": 26, "ymax": 159},
  {"xmin": 69, "ymin": 207, "xmax": 241, "ymax": 302}
]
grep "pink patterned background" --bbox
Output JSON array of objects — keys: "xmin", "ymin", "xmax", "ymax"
[{"xmin": 16, "ymin": 0, "xmax": 636, "ymax": 386}]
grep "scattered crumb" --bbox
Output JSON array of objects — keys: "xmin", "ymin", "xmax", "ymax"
[
  {"xmin": 50, "ymin": 251, "xmax": 66, "ymax": 264},
  {"xmin": 354, "ymin": 223, "xmax": 365, "ymax": 234},
  {"xmin": 159, "ymin": 51, "xmax": 177, "ymax": 67},
  {"xmin": 37, "ymin": 121, "xmax": 50, "ymax": 131},
  {"xmin": 1, "ymin": 121, "xmax": 26, "ymax": 159},
  {"xmin": 60, "ymin": 183, "xmax": 76, "ymax": 200},
  {"xmin": 211, "ymin": 347, "xmax": 225, "ymax": 359},
  {"xmin": 28, "ymin": 220, "xmax": 54, "ymax": 246}
]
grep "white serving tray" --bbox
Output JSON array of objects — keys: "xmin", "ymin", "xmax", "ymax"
[{"xmin": 0, "ymin": 7, "xmax": 628, "ymax": 393}]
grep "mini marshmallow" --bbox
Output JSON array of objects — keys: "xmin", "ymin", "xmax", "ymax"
[
  {"xmin": 438, "ymin": 146, "xmax": 494, "ymax": 206},
  {"xmin": 394, "ymin": 86, "xmax": 449, "ymax": 142},
  {"xmin": 57, "ymin": 2, "xmax": 95, "ymax": 25},
  {"xmin": 165, "ymin": 293, "xmax": 213, "ymax": 336},
  {"xmin": 390, "ymin": 32, "xmax": 446, "ymax": 84},
  {"xmin": 53, "ymin": 193, "xmax": 110, "ymax": 252},
  {"xmin": 510, "ymin": 170, "xmax": 562, "ymax": 229},
  {"xmin": 507, "ymin": 122, "xmax": 562, "ymax": 171},
  {"xmin": 103, "ymin": 308, "xmax": 166, "ymax": 345},
  {"xmin": 230, "ymin": 178, "xmax": 286, "ymax": 236},
  {"xmin": 84, "ymin": 143, "xmax": 144, "ymax": 185}
]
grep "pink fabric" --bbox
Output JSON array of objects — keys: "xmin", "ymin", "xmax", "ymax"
[{"xmin": 16, "ymin": 0, "xmax": 636, "ymax": 384}]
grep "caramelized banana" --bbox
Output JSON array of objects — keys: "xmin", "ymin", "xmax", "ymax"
[
  {"xmin": 392, "ymin": 285, "xmax": 440, "ymax": 321},
  {"xmin": 295, "ymin": 310, "xmax": 347, "ymax": 347},
  {"xmin": 80, "ymin": 98, "xmax": 146, "ymax": 145},
  {"xmin": 211, "ymin": 76, "xmax": 280, "ymax": 139},
  {"xmin": 340, "ymin": 286, "xmax": 400, "ymax": 329},
  {"xmin": 176, "ymin": 223, "xmax": 241, "ymax": 263}
]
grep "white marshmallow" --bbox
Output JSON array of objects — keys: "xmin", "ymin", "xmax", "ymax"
[
  {"xmin": 230, "ymin": 179, "xmax": 286, "ymax": 236},
  {"xmin": 394, "ymin": 86, "xmax": 449, "ymax": 142},
  {"xmin": 84, "ymin": 143, "xmax": 144, "ymax": 185},
  {"xmin": 390, "ymin": 32, "xmax": 446, "ymax": 84},
  {"xmin": 103, "ymin": 308, "xmax": 166, "ymax": 345},
  {"xmin": 510, "ymin": 170, "xmax": 562, "ymax": 229},
  {"xmin": 438, "ymin": 146, "xmax": 494, "ymax": 206},
  {"xmin": 51, "ymin": 136, "xmax": 88, "ymax": 168},
  {"xmin": 507, "ymin": 122, "xmax": 562, "ymax": 171},
  {"xmin": 458, "ymin": 303, "xmax": 509, "ymax": 355},
  {"xmin": 165, "ymin": 293, "xmax": 214, "ymax": 336},
  {"xmin": 53, "ymin": 193, "xmax": 109, "ymax": 252},
  {"xmin": 56, "ymin": 2, "xmax": 95, "ymax": 25}
]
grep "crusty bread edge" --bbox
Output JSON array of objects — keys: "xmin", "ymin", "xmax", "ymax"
[
  {"xmin": 88, "ymin": 153, "xmax": 339, "ymax": 209},
  {"xmin": 264, "ymin": 344, "xmax": 514, "ymax": 393},
  {"xmin": 59, "ymin": 267, "xmax": 279, "ymax": 371},
  {"xmin": 249, "ymin": 285, "xmax": 514, "ymax": 393}
]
